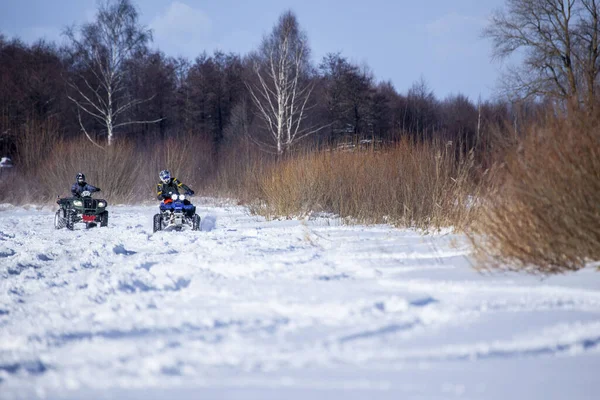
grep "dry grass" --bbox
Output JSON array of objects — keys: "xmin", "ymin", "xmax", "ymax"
[
  {"xmin": 0, "ymin": 128, "xmax": 216, "ymax": 204},
  {"xmin": 136, "ymin": 132, "xmax": 216, "ymax": 201},
  {"xmin": 468, "ymin": 115, "xmax": 600, "ymax": 274},
  {"xmin": 0, "ymin": 116, "xmax": 61, "ymax": 203},
  {"xmin": 211, "ymin": 139, "xmax": 274, "ymax": 203},
  {"xmin": 15, "ymin": 116, "xmax": 60, "ymax": 174},
  {"xmin": 3, "ymin": 110, "xmax": 597, "ymax": 275},
  {"xmin": 36, "ymin": 137, "xmax": 144, "ymax": 203},
  {"xmin": 251, "ymin": 138, "xmax": 485, "ymax": 230}
]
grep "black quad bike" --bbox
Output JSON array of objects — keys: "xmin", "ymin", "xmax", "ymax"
[
  {"xmin": 153, "ymin": 193, "xmax": 200, "ymax": 233},
  {"xmin": 55, "ymin": 191, "xmax": 109, "ymax": 230}
]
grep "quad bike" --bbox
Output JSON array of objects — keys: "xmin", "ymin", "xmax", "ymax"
[
  {"xmin": 55, "ymin": 191, "xmax": 109, "ymax": 230},
  {"xmin": 153, "ymin": 193, "xmax": 200, "ymax": 233}
]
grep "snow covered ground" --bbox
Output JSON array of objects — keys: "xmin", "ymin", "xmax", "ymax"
[{"xmin": 0, "ymin": 201, "xmax": 599, "ymax": 400}]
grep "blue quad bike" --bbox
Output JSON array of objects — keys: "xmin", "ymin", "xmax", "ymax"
[{"xmin": 153, "ymin": 193, "xmax": 201, "ymax": 232}]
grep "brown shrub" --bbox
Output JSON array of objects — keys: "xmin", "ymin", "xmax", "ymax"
[
  {"xmin": 136, "ymin": 131, "xmax": 216, "ymax": 201},
  {"xmin": 0, "ymin": 130, "xmax": 216, "ymax": 205},
  {"xmin": 469, "ymin": 115, "xmax": 600, "ymax": 274},
  {"xmin": 37, "ymin": 137, "xmax": 143, "ymax": 203},
  {"xmin": 211, "ymin": 138, "xmax": 274, "ymax": 203},
  {"xmin": 252, "ymin": 138, "xmax": 484, "ymax": 230},
  {"xmin": 0, "ymin": 116, "xmax": 61, "ymax": 203},
  {"xmin": 15, "ymin": 116, "xmax": 60, "ymax": 174}
]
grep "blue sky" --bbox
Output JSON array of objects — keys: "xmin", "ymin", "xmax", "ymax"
[{"xmin": 1, "ymin": 0, "xmax": 508, "ymax": 100}]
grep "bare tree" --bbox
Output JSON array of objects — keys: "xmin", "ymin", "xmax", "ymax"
[
  {"xmin": 484, "ymin": 0, "xmax": 600, "ymax": 111},
  {"xmin": 319, "ymin": 53, "xmax": 376, "ymax": 138},
  {"xmin": 575, "ymin": 0, "xmax": 600, "ymax": 109},
  {"xmin": 64, "ymin": 0, "xmax": 159, "ymax": 146},
  {"xmin": 245, "ymin": 11, "xmax": 324, "ymax": 157},
  {"xmin": 406, "ymin": 77, "xmax": 439, "ymax": 136}
]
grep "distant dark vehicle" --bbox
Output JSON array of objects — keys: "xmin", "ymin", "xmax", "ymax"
[
  {"xmin": 153, "ymin": 192, "xmax": 200, "ymax": 233},
  {"xmin": 0, "ymin": 157, "xmax": 13, "ymax": 168},
  {"xmin": 55, "ymin": 190, "xmax": 109, "ymax": 230},
  {"xmin": 0, "ymin": 157, "xmax": 16, "ymax": 182}
]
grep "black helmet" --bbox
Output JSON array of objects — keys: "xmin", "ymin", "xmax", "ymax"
[
  {"xmin": 159, "ymin": 169, "xmax": 171, "ymax": 184},
  {"xmin": 76, "ymin": 172, "xmax": 85, "ymax": 183}
]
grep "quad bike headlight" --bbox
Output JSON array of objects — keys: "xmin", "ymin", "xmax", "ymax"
[
  {"xmin": 73, "ymin": 200, "xmax": 83, "ymax": 207},
  {"xmin": 98, "ymin": 201, "xmax": 106, "ymax": 208},
  {"xmin": 179, "ymin": 194, "xmax": 186, "ymax": 201},
  {"xmin": 171, "ymin": 194, "xmax": 178, "ymax": 200}
]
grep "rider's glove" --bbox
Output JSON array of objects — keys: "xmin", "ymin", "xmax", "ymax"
[{"xmin": 186, "ymin": 190, "xmax": 194, "ymax": 196}]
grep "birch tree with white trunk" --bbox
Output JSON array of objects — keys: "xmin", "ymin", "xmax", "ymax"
[
  {"xmin": 246, "ymin": 11, "xmax": 324, "ymax": 157},
  {"xmin": 64, "ymin": 0, "xmax": 158, "ymax": 147}
]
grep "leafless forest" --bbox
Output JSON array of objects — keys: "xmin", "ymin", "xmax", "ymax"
[{"xmin": 1, "ymin": 0, "xmax": 599, "ymax": 273}]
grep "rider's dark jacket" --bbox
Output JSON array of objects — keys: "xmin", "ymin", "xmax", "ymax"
[
  {"xmin": 156, "ymin": 178, "xmax": 192, "ymax": 200},
  {"xmin": 71, "ymin": 182, "xmax": 100, "ymax": 198}
]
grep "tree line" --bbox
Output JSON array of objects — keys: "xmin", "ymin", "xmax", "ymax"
[
  {"xmin": 0, "ymin": 0, "xmax": 524, "ymax": 163},
  {"xmin": 3, "ymin": 0, "xmax": 596, "ymax": 163}
]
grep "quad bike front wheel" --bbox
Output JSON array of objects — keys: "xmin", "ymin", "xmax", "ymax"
[
  {"xmin": 192, "ymin": 214, "xmax": 201, "ymax": 231},
  {"xmin": 66, "ymin": 210, "xmax": 75, "ymax": 231},
  {"xmin": 100, "ymin": 211, "xmax": 109, "ymax": 227},
  {"xmin": 54, "ymin": 209, "xmax": 66, "ymax": 229},
  {"xmin": 153, "ymin": 214, "xmax": 162, "ymax": 233}
]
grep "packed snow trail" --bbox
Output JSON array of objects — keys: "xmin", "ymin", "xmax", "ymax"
[{"xmin": 0, "ymin": 202, "xmax": 599, "ymax": 400}]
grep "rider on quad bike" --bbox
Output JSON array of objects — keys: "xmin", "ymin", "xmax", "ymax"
[
  {"xmin": 156, "ymin": 169, "xmax": 196, "ymax": 217},
  {"xmin": 72, "ymin": 172, "xmax": 101, "ymax": 198},
  {"xmin": 54, "ymin": 172, "xmax": 108, "ymax": 230}
]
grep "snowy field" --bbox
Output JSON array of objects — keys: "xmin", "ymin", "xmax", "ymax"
[{"xmin": 0, "ymin": 201, "xmax": 599, "ymax": 400}]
